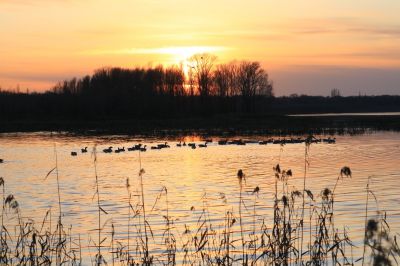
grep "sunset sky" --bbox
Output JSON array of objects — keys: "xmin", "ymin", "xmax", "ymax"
[{"xmin": 1, "ymin": 0, "xmax": 400, "ymax": 95}]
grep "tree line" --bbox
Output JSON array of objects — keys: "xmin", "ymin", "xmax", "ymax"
[
  {"xmin": 6, "ymin": 54, "xmax": 269, "ymax": 118},
  {"xmin": 52, "ymin": 54, "xmax": 273, "ymax": 98},
  {"xmin": 1, "ymin": 54, "xmax": 400, "ymax": 122}
]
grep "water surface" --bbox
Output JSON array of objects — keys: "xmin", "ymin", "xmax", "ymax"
[
  {"xmin": 288, "ymin": 111, "xmax": 400, "ymax": 116},
  {"xmin": 0, "ymin": 132, "xmax": 399, "ymax": 263}
]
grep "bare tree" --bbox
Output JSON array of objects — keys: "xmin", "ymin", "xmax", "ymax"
[
  {"xmin": 213, "ymin": 62, "xmax": 239, "ymax": 97},
  {"xmin": 165, "ymin": 65, "xmax": 185, "ymax": 96},
  {"xmin": 236, "ymin": 61, "xmax": 273, "ymax": 111},
  {"xmin": 213, "ymin": 64, "xmax": 230, "ymax": 97},
  {"xmin": 188, "ymin": 53, "xmax": 217, "ymax": 97},
  {"xmin": 331, "ymin": 88, "xmax": 341, "ymax": 97},
  {"xmin": 237, "ymin": 61, "xmax": 273, "ymax": 97},
  {"xmin": 145, "ymin": 65, "xmax": 165, "ymax": 95},
  {"xmin": 187, "ymin": 65, "xmax": 195, "ymax": 96}
]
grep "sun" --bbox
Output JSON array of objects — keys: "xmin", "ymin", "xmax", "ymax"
[
  {"xmin": 158, "ymin": 46, "xmax": 224, "ymax": 63},
  {"xmin": 155, "ymin": 46, "xmax": 225, "ymax": 78}
]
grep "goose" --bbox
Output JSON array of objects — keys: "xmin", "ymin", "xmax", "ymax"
[
  {"xmin": 183, "ymin": 142, "xmax": 187, "ymax": 146},
  {"xmin": 115, "ymin": 147, "xmax": 125, "ymax": 153},
  {"xmin": 176, "ymin": 141, "xmax": 182, "ymax": 147},
  {"xmin": 198, "ymin": 142, "xmax": 207, "ymax": 148},
  {"xmin": 259, "ymin": 140, "xmax": 268, "ymax": 145},
  {"xmin": 81, "ymin": 147, "xmax": 88, "ymax": 153},
  {"xmin": 71, "ymin": 151, "xmax": 77, "ymax": 156},
  {"xmin": 151, "ymin": 146, "xmax": 160, "ymax": 150},
  {"xmin": 0, "ymin": 159, "xmax": 3, "ymax": 163},
  {"xmin": 323, "ymin": 137, "xmax": 336, "ymax": 144},
  {"xmin": 273, "ymin": 139, "xmax": 281, "ymax": 144},
  {"xmin": 128, "ymin": 144, "xmax": 143, "ymax": 151},
  {"xmin": 191, "ymin": 144, "xmax": 196, "ymax": 149},
  {"xmin": 218, "ymin": 140, "xmax": 227, "ymax": 145},
  {"xmin": 140, "ymin": 145, "xmax": 147, "ymax": 152},
  {"xmin": 312, "ymin": 138, "xmax": 322, "ymax": 144},
  {"xmin": 103, "ymin": 146, "xmax": 113, "ymax": 153},
  {"xmin": 188, "ymin": 143, "xmax": 196, "ymax": 148},
  {"xmin": 292, "ymin": 138, "xmax": 303, "ymax": 144},
  {"xmin": 157, "ymin": 142, "xmax": 170, "ymax": 149},
  {"xmin": 227, "ymin": 139, "xmax": 245, "ymax": 145},
  {"xmin": 135, "ymin": 144, "xmax": 142, "ymax": 149}
]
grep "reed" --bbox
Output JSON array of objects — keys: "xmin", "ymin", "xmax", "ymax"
[
  {"xmin": 138, "ymin": 149, "xmax": 153, "ymax": 265},
  {"xmin": 92, "ymin": 145, "xmax": 109, "ymax": 265},
  {"xmin": 126, "ymin": 177, "xmax": 131, "ymax": 264},
  {"xmin": 237, "ymin": 169, "xmax": 246, "ymax": 265}
]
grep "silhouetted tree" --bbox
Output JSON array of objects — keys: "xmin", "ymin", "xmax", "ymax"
[
  {"xmin": 0, "ymin": 55, "xmax": 294, "ymax": 121},
  {"xmin": 331, "ymin": 88, "xmax": 341, "ymax": 97},
  {"xmin": 237, "ymin": 61, "xmax": 273, "ymax": 111},
  {"xmin": 188, "ymin": 53, "xmax": 217, "ymax": 97},
  {"xmin": 165, "ymin": 65, "xmax": 185, "ymax": 96},
  {"xmin": 214, "ymin": 62, "xmax": 238, "ymax": 97}
]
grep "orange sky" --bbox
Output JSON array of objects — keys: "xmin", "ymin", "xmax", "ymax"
[{"xmin": 1, "ymin": 0, "xmax": 400, "ymax": 95}]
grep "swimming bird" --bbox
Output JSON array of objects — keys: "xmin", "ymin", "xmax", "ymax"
[
  {"xmin": 0, "ymin": 159, "xmax": 3, "ymax": 163},
  {"xmin": 81, "ymin": 147, "xmax": 88, "ymax": 153},
  {"xmin": 135, "ymin": 144, "xmax": 142, "ymax": 149},
  {"xmin": 128, "ymin": 144, "xmax": 143, "ymax": 151},
  {"xmin": 229, "ymin": 139, "xmax": 245, "ymax": 145},
  {"xmin": 188, "ymin": 143, "xmax": 196, "ymax": 148},
  {"xmin": 140, "ymin": 145, "xmax": 147, "ymax": 152},
  {"xmin": 71, "ymin": 151, "xmax": 77, "ymax": 156},
  {"xmin": 198, "ymin": 142, "xmax": 207, "ymax": 148},
  {"xmin": 157, "ymin": 142, "xmax": 170, "ymax": 149},
  {"xmin": 115, "ymin": 147, "xmax": 125, "ymax": 153},
  {"xmin": 323, "ymin": 137, "xmax": 336, "ymax": 144},
  {"xmin": 103, "ymin": 146, "xmax": 113, "ymax": 153},
  {"xmin": 176, "ymin": 141, "xmax": 182, "ymax": 147},
  {"xmin": 218, "ymin": 140, "xmax": 227, "ymax": 145},
  {"xmin": 244, "ymin": 140, "xmax": 258, "ymax": 144}
]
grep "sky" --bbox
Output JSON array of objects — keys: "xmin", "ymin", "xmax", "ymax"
[{"xmin": 1, "ymin": 0, "xmax": 400, "ymax": 96}]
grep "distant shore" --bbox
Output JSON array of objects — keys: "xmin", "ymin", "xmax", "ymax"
[{"xmin": 2, "ymin": 113, "xmax": 400, "ymax": 136}]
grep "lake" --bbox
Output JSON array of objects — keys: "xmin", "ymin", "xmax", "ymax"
[
  {"xmin": 0, "ymin": 131, "xmax": 399, "ymax": 264},
  {"xmin": 288, "ymin": 112, "xmax": 400, "ymax": 117}
]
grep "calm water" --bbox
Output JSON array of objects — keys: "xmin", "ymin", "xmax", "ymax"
[
  {"xmin": 1, "ymin": 132, "xmax": 400, "ymax": 264},
  {"xmin": 288, "ymin": 112, "xmax": 400, "ymax": 116}
]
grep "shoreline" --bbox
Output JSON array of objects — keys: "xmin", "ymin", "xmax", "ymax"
[{"xmin": 1, "ymin": 113, "xmax": 400, "ymax": 136}]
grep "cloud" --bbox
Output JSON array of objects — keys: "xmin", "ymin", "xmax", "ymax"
[
  {"xmin": 0, "ymin": 0, "xmax": 73, "ymax": 5},
  {"xmin": 346, "ymin": 27, "xmax": 400, "ymax": 38},
  {"xmin": 279, "ymin": 17, "xmax": 400, "ymax": 39},
  {"xmin": 86, "ymin": 46, "xmax": 231, "ymax": 57},
  {"xmin": 0, "ymin": 70, "xmax": 82, "ymax": 83}
]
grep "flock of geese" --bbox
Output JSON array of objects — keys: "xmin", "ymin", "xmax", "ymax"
[{"xmin": 69, "ymin": 137, "xmax": 336, "ymax": 156}]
